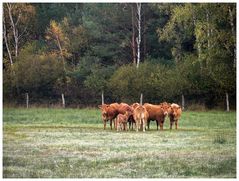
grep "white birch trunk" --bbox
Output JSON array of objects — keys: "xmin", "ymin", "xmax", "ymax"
[
  {"xmin": 206, "ymin": 8, "xmax": 210, "ymax": 50},
  {"xmin": 136, "ymin": 3, "xmax": 141, "ymax": 68},
  {"xmin": 56, "ymin": 35, "xmax": 66, "ymax": 71},
  {"xmin": 7, "ymin": 3, "xmax": 19, "ymax": 58},
  {"xmin": 198, "ymin": 42, "xmax": 202, "ymax": 70},
  {"xmin": 62, "ymin": 93, "xmax": 65, "ymax": 108},
  {"xmin": 226, "ymin": 92, "xmax": 229, "ymax": 112},
  {"xmin": 3, "ymin": 10, "xmax": 14, "ymax": 66},
  {"xmin": 228, "ymin": 6, "xmax": 236, "ymax": 67},
  {"xmin": 131, "ymin": 5, "xmax": 136, "ymax": 65}
]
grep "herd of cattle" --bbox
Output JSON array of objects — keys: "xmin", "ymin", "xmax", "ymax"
[{"xmin": 98, "ymin": 102, "xmax": 182, "ymax": 132}]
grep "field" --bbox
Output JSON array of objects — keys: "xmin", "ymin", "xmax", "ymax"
[{"xmin": 3, "ymin": 108, "xmax": 236, "ymax": 178}]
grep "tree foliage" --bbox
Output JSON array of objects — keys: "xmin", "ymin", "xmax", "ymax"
[{"xmin": 3, "ymin": 3, "xmax": 236, "ymax": 109}]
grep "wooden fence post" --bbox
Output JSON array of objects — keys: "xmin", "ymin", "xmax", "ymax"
[
  {"xmin": 182, "ymin": 94, "xmax": 185, "ymax": 110},
  {"xmin": 140, "ymin": 93, "xmax": 143, "ymax": 105},
  {"xmin": 226, "ymin": 92, "xmax": 230, "ymax": 112},
  {"xmin": 26, "ymin": 93, "xmax": 29, "ymax": 109},
  {"xmin": 101, "ymin": 91, "xmax": 104, "ymax": 105},
  {"xmin": 62, "ymin": 93, "xmax": 65, "ymax": 108}
]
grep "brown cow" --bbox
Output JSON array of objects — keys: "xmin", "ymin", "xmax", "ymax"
[
  {"xmin": 144, "ymin": 103, "xmax": 167, "ymax": 130},
  {"xmin": 116, "ymin": 111, "xmax": 131, "ymax": 131},
  {"xmin": 133, "ymin": 104, "xmax": 149, "ymax": 132},
  {"xmin": 98, "ymin": 103, "xmax": 120, "ymax": 130},
  {"xmin": 168, "ymin": 103, "xmax": 182, "ymax": 129}
]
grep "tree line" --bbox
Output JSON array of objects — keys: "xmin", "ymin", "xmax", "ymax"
[{"xmin": 3, "ymin": 3, "xmax": 236, "ymax": 110}]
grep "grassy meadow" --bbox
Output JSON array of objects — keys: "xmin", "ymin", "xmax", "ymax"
[{"xmin": 3, "ymin": 108, "xmax": 236, "ymax": 178}]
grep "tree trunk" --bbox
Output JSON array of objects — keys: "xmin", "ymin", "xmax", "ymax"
[
  {"xmin": 3, "ymin": 11, "xmax": 13, "ymax": 66},
  {"xmin": 26, "ymin": 93, "xmax": 29, "ymax": 109},
  {"xmin": 101, "ymin": 91, "xmax": 104, "ymax": 105},
  {"xmin": 7, "ymin": 3, "xmax": 19, "ymax": 58},
  {"xmin": 226, "ymin": 92, "xmax": 229, "ymax": 112},
  {"xmin": 206, "ymin": 8, "xmax": 210, "ymax": 50},
  {"xmin": 198, "ymin": 42, "xmax": 202, "ymax": 71},
  {"xmin": 62, "ymin": 93, "xmax": 65, "ymax": 108},
  {"xmin": 56, "ymin": 36, "xmax": 66, "ymax": 72},
  {"xmin": 143, "ymin": 7, "xmax": 146, "ymax": 60},
  {"xmin": 136, "ymin": 3, "xmax": 141, "ymax": 68},
  {"xmin": 181, "ymin": 94, "xmax": 185, "ymax": 110},
  {"xmin": 131, "ymin": 5, "xmax": 136, "ymax": 65},
  {"xmin": 140, "ymin": 93, "xmax": 143, "ymax": 105},
  {"xmin": 228, "ymin": 6, "xmax": 236, "ymax": 67}
]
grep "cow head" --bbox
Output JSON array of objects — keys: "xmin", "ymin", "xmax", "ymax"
[
  {"xmin": 131, "ymin": 103, "xmax": 140, "ymax": 109},
  {"xmin": 98, "ymin": 104, "xmax": 109, "ymax": 121},
  {"xmin": 160, "ymin": 102, "xmax": 171, "ymax": 116},
  {"xmin": 124, "ymin": 110, "xmax": 131, "ymax": 117},
  {"xmin": 170, "ymin": 105, "xmax": 181, "ymax": 117}
]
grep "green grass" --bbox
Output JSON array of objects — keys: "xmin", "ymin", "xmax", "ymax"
[{"xmin": 3, "ymin": 108, "xmax": 236, "ymax": 178}]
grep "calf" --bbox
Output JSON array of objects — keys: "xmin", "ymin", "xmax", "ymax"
[
  {"xmin": 133, "ymin": 105, "xmax": 149, "ymax": 132},
  {"xmin": 168, "ymin": 103, "xmax": 182, "ymax": 129},
  {"xmin": 117, "ymin": 103, "xmax": 134, "ymax": 130},
  {"xmin": 98, "ymin": 103, "xmax": 119, "ymax": 130},
  {"xmin": 116, "ymin": 111, "xmax": 131, "ymax": 131},
  {"xmin": 144, "ymin": 103, "xmax": 166, "ymax": 130}
]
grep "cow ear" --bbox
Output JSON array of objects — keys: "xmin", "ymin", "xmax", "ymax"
[
  {"xmin": 177, "ymin": 106, "xmax": 181, "ymax": 109},
  {"xmin": 98, "ymin": 105, "xmax": 102, "ymax": 109}
]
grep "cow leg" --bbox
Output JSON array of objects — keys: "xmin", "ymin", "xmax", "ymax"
[
  {"xmin": 170, "ymin": 121, "xmax": 173, "ymax": 130},
  {"xmin": 159, "ymin": 121, "xmax": 163, "ymax": 131},
  {"xmin": 103, "ymin": 120, "xmax": 106, "ymax": 130},
  {"xmin": 156, "ymin": 121, "xmax": 159, "ymax": 130},
  {"xmin": 117, "ymin": 122, "xmax": 120, "ymax": 131},
  {"xmin": 125, "ymin": 123, "xmax": 128, "ymax": 131},
  {"xmin": 129, "ymin": 121, "xmax": 131, "ymax": 130},
  {"xmin": 136, "ymin": 121, "xmax": 139, "ymax": 132},
  {"xmin": 175, "ymin": 120, "xmax": 178, "ymax": 130},
  {"xmin": 110, "ymin": 120, "xmax": 113, "ymax": 130},
  {"xmin": 113, "ymin": 119, "xmax": 116, "ymax": 130},
  {"xmin": 143, "ymin": 119, "xmax": 146, "ymax": 132},
  {"xmin": 147, "ymin": 120, "xmax": 150, "ymax": 130}
]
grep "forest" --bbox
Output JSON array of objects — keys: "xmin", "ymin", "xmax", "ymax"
[{"xmin": 2, "ymin": 3, "xmax": 236, "ymax": 110}]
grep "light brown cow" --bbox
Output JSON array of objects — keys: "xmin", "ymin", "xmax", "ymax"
[
  {"xmin": 116, "ymin": 111, "xmax": 131, "ymax": 131},
  {"xmin": 133, "ymin": 104, "xmax": 149, "ymax": 132},
  {"xmin": 168, "ymin": 103, "xmax": 182, "ymax": 129},
  {"xmin": 98, "ymin": 103, "xmax": 120, "ymax": 130},
  {"xmin": 144, "ymin": 103, "xmax": 166, "ymax": 130},
  {"xmin": 129, "ymin": 103, "xmax": 140, "ymax": 130}
]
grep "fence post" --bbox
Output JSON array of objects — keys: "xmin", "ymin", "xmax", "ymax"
[
  {"xmin": 62, "ymin": 93, "xmax": 65, "ymax": 108},
  {"xmin": 182, "ymin": 94, "xmax": 185, "ymax": 110},
  {"xmin": 140, "ymin": 93, "xmax": 143, "ymax": 105},
  {"xmin": 26, "ymin": 93, "xmax": 29, "ymax": 109},
  {"xmin": 101, "ymin": 91, "xmax": 104, "ymax": 105},
  {"xmin": 226, "ymin": 92, "xmax": 230, "ymax": 112}
]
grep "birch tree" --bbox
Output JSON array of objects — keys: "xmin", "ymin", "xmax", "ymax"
[
  {"xmin": 3, "ymin": 3, "xmax": 35, "ymax": 61},
  {"xmin": 136, "ymin": 3, "xmax": 142, "ymax": 68},
  {"xmin": 131, "ymin": 4, "xmax": 137, "ymax": 65},
  {"xmin": 3, "ymin": 9, "xmax": 13, "ymax": 66},
  {"xmin": 45, "ymin": 19, "xmax": 71, "ymax": 71}
]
